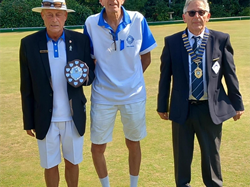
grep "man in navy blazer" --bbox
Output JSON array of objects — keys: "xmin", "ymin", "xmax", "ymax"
[
  {"xmin": 157, "ymin": 0, "xmax": 244, "ymax": 186},
  {"xmin": 19, "ymin": 0, "xmax": 95, "ymax": 186}
]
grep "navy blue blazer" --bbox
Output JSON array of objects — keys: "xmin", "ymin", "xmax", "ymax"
[
  {"xmin": 20, "ymin": 29, "xmax": 95, "ymax": 140},
  {"xmin": 157, "ymin": 29, "xmax": 244, "ymax": 125}
]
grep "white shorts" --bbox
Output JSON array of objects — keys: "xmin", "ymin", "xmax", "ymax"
[
  {"xmin": 37, "ymin": 121, "xmax": 84, "ymax": 169},
  {"xmin": 90, "ymin": 101, "xmax": 147, "ymax": 144}
]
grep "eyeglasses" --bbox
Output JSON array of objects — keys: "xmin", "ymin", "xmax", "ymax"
[
  {"xmin": 186, "ymin": 10, "xmax": 207, "ymax": 17},
  {"xmin": 42, "ymin": 2, "xmax": 65, "ymax": 8},
  {"xmin": 109, "ymin": 32, "xmax": 116, "ymax": 51}
]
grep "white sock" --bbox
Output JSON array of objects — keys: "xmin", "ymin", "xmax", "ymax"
[
  {"xmin": 100, "ymin": 176, "xmax": 110, "ymax": 187},
  {"xmin": 130, "ymin": 175, "xmax": 139, "ymax": 187}
]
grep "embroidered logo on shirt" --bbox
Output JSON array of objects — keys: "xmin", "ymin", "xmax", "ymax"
[{"xmin": 126, "ymin": 35, "xmax": 134, "ymax": 45}]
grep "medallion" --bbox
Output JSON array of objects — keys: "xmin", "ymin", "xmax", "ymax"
[
  {"xmin": 65, "ymin": 59, "xmax": 89, "ymax": 88},
  {"xmin": 182, "ymin": 28, "xmax": 210, "ymax": 63},
  {"xmin": 194, "ymin": 67, "xmax": 203, "ymax": 78}
]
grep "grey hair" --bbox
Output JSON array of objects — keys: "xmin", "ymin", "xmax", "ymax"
[{"xmin": 183, "ymin": 0, "xmax": 210, "ymax": 14}]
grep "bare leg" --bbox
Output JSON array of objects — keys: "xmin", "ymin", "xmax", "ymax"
[
  {"xmin": 64, "ymin": 159, "xmax": 79, "ymax": 187},
  {"xmin": 126, "ymin": 139, "xmax": 141, "ymax": 176},
  {"xmin": 44, "ymin": 165, "xmax": 59, "ymax": 187},
  {"xmin": 91, "ymin": 143, "xmax": 108, "ymax": 178}
]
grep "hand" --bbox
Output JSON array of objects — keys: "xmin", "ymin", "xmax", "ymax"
[
  {"xmin": 233, "ymin": 111, "xmax": 244, "ymax": 121},
  {"xmin": 158, "ymin": 112, "xmax": 169, "ymax": 120},
  {"xmin": 26, "ymin": 129, "xmax": 36, "ymax": 137}
]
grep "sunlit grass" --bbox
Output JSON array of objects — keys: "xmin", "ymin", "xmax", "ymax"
[{"xmin": 0, "ymin": 20, "xmax": 249, "ymax": 186}]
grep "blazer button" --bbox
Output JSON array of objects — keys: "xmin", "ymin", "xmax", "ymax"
[
  {"xmin": 49, "ymin": 109, "xmax": 52, "ymax": 112},
  {"xmin": 50, "ymin": 93, "xmax": 52, "ymax": 96}
]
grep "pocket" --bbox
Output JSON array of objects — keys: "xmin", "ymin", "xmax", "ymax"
[
  {"xmin": 211, "ymin": 58, "xmax": 221, "ymax": 78},
  {"xmin": 213, "ymin": 89, "xmax": 234, "ymax": 117}
]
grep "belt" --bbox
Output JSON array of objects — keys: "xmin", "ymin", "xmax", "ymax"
[{"xmin": 189, "ymin": 100, "xmax": 208, "ymax": 105}]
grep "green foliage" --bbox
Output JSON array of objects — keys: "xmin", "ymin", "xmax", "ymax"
[
  {"xmin": 144, "ymin": 0, "xmax": 171, "ymax": 21},
  {"xmin": 72, "ymin": 0, "xmax": 102, "ymax": 14},
  {"xmin": 0, "ymin": 20, "xmax": 250, "ymax": 186},
  {"xmin": 0, "ymin": 0, "xmax": 93, "ymax": 28},
  {"xmin": 209, "ymin": 0, "xmax": 247, "ymax": 18},
  {"xmin": 65, "ymin": 0, "xmax": 93, "ymax": 26},
  {"xmin": 210, "ymin": 3, "xmax": 231, "ymax": 17},
  {"xmin": 0, "ymin": 0, "xmax": 43, "ymax": 28},
  {"xmin": 123, "ymin": 0, "xmax": 148, "ymax": 15},
  {"xmin": 221, "ymin": 0, "xmax": 241, "ymax": 16},
  {"xmin": 0, "ymin": 0, "xmax": 249, "ymax": 28},
  {"xmin": 86, "ymin": 4, "xmax": 103, "ymax": 15},
  {"xmin": 239, "ymin": 7, "xmax": 250, "ymax": 16},
  {"xmin": 239, "ymin": 0, "xmax": 250, "ymax": 7},
  {"xmin": 167, "ymin": 3, "xmax": 185, "ymax": 20}
]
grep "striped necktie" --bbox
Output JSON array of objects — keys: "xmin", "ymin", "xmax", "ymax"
[
  {"xmin": 191, "ymin": 36, "xmax": 204, "ymax": 100},
  {"xmin": 192, "ymin": 36, "xmax": 199, "ymax": 52}
]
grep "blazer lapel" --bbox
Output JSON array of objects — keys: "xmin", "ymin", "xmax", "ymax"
[
  {"xmin": 182, "ymin": 29, "xmax": 190, "ymax": 84},
  {"xmin": 182, "ymin": 46, "xmax": 189, "ymax": 84},
  {"xmin": 38, "ymin": 29, "xmax": 51, "ymax": 84},
  {"xmin": 64, "ymin": 29, "xmax": 72, "ymax": 63},
  {"xmin": 206, "ymin": 31, "xmax": 214, "ymax": 84},
  {"xmin": 64, "ymin": 29, "xmax": 73, "ymax": 97}
]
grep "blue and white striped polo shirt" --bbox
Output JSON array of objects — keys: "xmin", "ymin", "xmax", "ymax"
[{"xmin": 84, "ymin": 6, "xmax": 157, "ymax": 105}]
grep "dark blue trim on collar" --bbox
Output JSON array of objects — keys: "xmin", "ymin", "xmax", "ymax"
[
  {"xmin": 122, "ymin": 6, "xmax": 131, "ymax": 25},
  {"xmin": 98, "ymin": 6, "xmax": 131, "ymax": 35},
  {"xmin": 46, "ymin": 31, "xmax": 65, "ymax": 42},
  {"xmin": 46, "ymin": 31, "xmax": 65, "ymax": 58}
]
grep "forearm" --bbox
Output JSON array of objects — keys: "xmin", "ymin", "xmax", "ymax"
[{"xmin": 141, "ymin": 52, "xmax": 151, "ymax": 72}]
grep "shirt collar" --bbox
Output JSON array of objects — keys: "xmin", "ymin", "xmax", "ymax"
[
  {"xmin": 46, "ymin": 30, "xmax": 65, "ymax": 43},
  {"xmin": 98, "ymin": 6, "xmax": 131, "ymax": 29},
  {"xmin": 188, "ymin": 29, "xmax": 205, "ymax": 41}
]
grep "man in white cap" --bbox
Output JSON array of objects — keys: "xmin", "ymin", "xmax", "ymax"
[{"xmin": 19, "ymin": 1, "xmax": 95, "ymax": 186}]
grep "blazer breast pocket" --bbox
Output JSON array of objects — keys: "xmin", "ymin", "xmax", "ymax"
[
  {"xmin": 211, "ymin": 57, "xmax": 220, "ymax": 77},
  {"xmin": 213, "ymin": 89, "xmax": 234, "ymax": 117}
]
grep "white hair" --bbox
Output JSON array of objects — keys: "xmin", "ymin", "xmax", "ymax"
[{"xmin": 183, "ymin": 0, "xmax": 210, "ymax": 13}]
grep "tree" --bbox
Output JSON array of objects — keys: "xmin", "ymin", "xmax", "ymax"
[
  {"xmin": 123, "ymin": 0, "xmax": 148, "ymax": 15},
  {"xmin": 65, "ymin": 0, "xmax": 93, "ymax": 25},
  {"xmin": 76, "ymin": 0, "xmax": 102, "ymax": 14},
  {"xmin": 0, "ymin": 0, "xmax": 249, "ymax": 28},
  {"xmin": 0, "ymin": 0, "xmax": 43, "ymax": 28},
  {"xmin": 137, "ymin": 0, "xmax": 169, "ymax": 21},
  {"xmin": 239, "ymin": 0, "xmax": 250, "ymax": 7},
  {"xmin": 0, "ymin": 0, "xmax": 93, "ymax": 28}
]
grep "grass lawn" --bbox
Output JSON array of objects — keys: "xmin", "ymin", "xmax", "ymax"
[{"xmin": 0, "ymin": 20, "xmax": 249, "ymax": 187}]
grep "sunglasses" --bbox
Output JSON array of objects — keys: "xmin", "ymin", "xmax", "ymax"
[
  {"xmin": 186, "ymin": 10, "xmax": 207, "ymax": 17},
  {"xmin": 42, "ymin": 2, "xmax": 65, "ymax": 8}
]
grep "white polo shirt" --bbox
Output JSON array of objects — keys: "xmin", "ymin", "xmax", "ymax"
[
  {"xmin": 84, "ymin": 6, "xmax": 157, "ymax": 105},
  {"xmin": 47, "ymin": 32, "xmax": 72, "ymax": 122}
]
